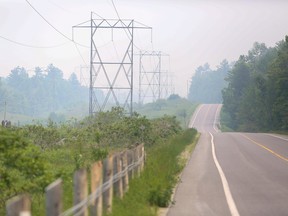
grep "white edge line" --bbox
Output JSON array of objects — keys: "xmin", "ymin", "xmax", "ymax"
[
  {"xmin": 209, "ymin": 132, "xmax": 240, "ymax": 216},
  {"xmin": 266, "ymin": 134, "xmax": 288, "ymax": 142},
  {"xmin": 189, "ymin": 104, "xmax": 204, "ymax": 128}
]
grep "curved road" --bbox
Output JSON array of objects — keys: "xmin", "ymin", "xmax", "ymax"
[{"xmin": 167, "ymin": 104, "xmax": 288, "ymax": 216}]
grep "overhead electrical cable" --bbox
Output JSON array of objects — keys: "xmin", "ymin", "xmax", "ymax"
[
  {"xmin": 0, "ymin": 34, "xmax": 67, "ymax": 49},
  {"xmin": 110, "ymin": 0, "xmax": 144, "ymax": 51},
  {"xmin": 24, "ymin": 0, "xmax": 89, "ymax": 65},
  {"xmin": 24, "ymin": 0, "xmax": 88, "ymax": 48},
  {"xmin": 25, "ymin": 0, "xmax": 72, "ymax": 42},
  {"xmin": 74, "ymin": 43, "xmax": 88, "ymax": 66},
  {"xmin": 111, "ymin": 0, "xmax": 121, "ymax": 19}
]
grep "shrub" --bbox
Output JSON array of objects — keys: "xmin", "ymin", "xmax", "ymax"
[{"xmin": 0, "ymin": 128, "xmax": 53, "ymax": 208}]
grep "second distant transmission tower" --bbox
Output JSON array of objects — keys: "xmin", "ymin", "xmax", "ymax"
[
  {"xmin": 138, "ymin": 51, "xmax": 170, "ymax": 104},
  {"xmin": 73, "ymin": 13, "xmax": 151, "ymax": 116}
]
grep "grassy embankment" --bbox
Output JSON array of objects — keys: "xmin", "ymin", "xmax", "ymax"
[
  {"xmin": 1, "ymin": 97, "xmax": 196, "ymax": 127},
  {"xmin": 135, "ymin": 98, "xmax": 198, "ymax": 128},
  {"xmin": 1, "ymin": 98, "xmax": 198, "ymax": 215},
  {"xmin": 108, "ymin": 128, "xmax": 198, "ymax": 216}
]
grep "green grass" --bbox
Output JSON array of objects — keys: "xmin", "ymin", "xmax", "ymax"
[
  {"xmin": 2, "ymin": 99, "xmax": 197, "ymax": 128},
  {"xmin": 0, "ymin": 111, "xmax": 38, "ymax": 125},
  {"xmin": 135, "ymin": 99, "xmax": 198, "ymax": 128},
  {"xmin": 108, "ymin": 128, "xmax": 198, "ymax": 216},
  {"xmin": 0, "ymin": 102, "xmax": 88, "ymax": 126}
]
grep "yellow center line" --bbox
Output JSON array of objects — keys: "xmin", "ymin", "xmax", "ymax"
[{"xmin": 240, "ymin": 134, "xmax": 288, "ymax": 162}]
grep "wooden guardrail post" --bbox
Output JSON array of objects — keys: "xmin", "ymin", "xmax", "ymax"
[
  {"xmin": 114, "ymin": 153, "xmax": 123, "ymax": 199},
  {"xmin": 5, "ymin": 147, "xmax": 145, "ymax": 216},
  {"xmin": 141, "ymin": 144, "xmax": 145, "ymax": 172},
  {"xmin": 6, "ymin": 194, "xmax": 31, "ymax": 216},
  {"xmin": 90, "ymin": 161, "xmax": 103, "ymax": 216},
  {"xmin": 74, "ymin": 168, "xmax": 88, "ymax": 216},
  {"xmin": 136, "ymin": 145, "xmax": 141, "ymax": 177},
  {"xmin": 128, "ymin": 149, "xmax": 134, "ymax": 179},
  {"xmin": 134, "ymin": 148, "xmax": 138, "ymax": 178},
  {"xmin": 45, "ymin": 179, "xmax": 62, "ymax": 216},
  {"xmin": 103, "ymin": 155, "xmax": 113, "ymax": 214},
  {"xmin": 122, "ymin": 151, "xmax": 129, "ymax": 193}
]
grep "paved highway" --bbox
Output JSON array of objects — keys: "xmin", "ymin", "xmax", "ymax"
[{"xmin": 167, "ymin": 104, "xmax": 288, "ymax": 216}]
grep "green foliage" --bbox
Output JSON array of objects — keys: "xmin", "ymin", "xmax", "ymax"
[
  {"xmin": 1, "ymin": 64, "xmax": 91, "ymax": 122},
  {"xmin": 91, "ymin": 147, "xmax": 108, "ymax": 161},
  {"xmin": 168, "ymin": 94, "xmax": 181, "ymax": 100},
  {"xmin": 267, "ymin": 37, "xmax": 288, "ymax": 130},
  {"xmin": 150, "ymin": 115, "xmax": 182, "ymax": 142},
  {"xmin": 0, "ymin": 106, "xmax": 188, "ymax": 214},
  {"xmin": 83, "ymin": 107, "xmax": 152, "ymax": 148},
  {"xmin": 0, "ymin": 128, "xmax": 53, "ymax": 209},
  {"xmin": 188, "ymin": 60, "xmax": 231, "ymax": 103},
  {"xmin": 135, "ymin": 97, "xmax": 197, "ymax": 128},
  {"xmin": 20, "ymin": 121, "xmax": 62, "ymax": 150},
  {"xmin": 109, "ymin": 128, "xmax": 198, "ymax": 216},
  {"xmin": 222, "ymin": 39, "xmax": 288, "ymax": 132},
  {"xmin": 148, "ymin": 186, "xmax": 172, "ymax": 207}
]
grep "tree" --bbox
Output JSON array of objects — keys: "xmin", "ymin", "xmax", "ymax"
[
  {"xmin": 267, "ymin": 36, "xmax": 288, "ymax": 130},
  {"xmin": 46, "ymin": 64, "xmax": 63, "ymax": 80},
  {"xmin": 168, "ymin": 94, "xmax": 181, "ymax": 100},
  {"xmin": 2, "ymin": 64, "xmax": 90, "ymax": 119},
  {"xmin": 188, "ymin": 61, "xmax": 230, "ymax": 103},
  {"xmin": 69, "ymin": 73, "xmax": 80, "ymax": 86},
  {"xmin": 7, "ymin": 67, "xmax": 29, "ymax": 90},
  {"xmin": 222, "ymin": 37, "xmax": 287, "ymax": 131},
  {"xmin": 34, "ymin": 67, "xmax": 45, "ymax": 79}
]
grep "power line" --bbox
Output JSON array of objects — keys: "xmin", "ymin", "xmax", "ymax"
[
  {"xmin": 25, "ymin": 0, "xmax": 72, "ymax": 42},
  {"xmin": 24, "ymin": 0, "xmax": 88, "ymax": 48},
  {"xmin": 111, "ymin": 0, "xmax": 121, "ymax": 19},
  {"xmin": 110, "ymin": 0, "xmax": 145, "ymax": 51},
  {"xmin": 47, "ymin": 0, "xmax": 71, "ymax": 13},
  {"xmin": 74, "ymin": 43, "xmax": 88, "ymax": 66},
  {"xmin": 24, "ymin": 0, "xmax": 89, "ymax": 65},
  {"xmin": 0, "ymin": 34, "xmax": 67, "ymax": 49}
]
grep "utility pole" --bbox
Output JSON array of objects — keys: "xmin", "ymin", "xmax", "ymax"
[{"xmin": 73, "ymin": 13, "xmax": 151, "ymax": 116}]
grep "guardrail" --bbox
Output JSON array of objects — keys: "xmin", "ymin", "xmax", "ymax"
[{"xmin": 6, "ymin": 144, "xmax": 145, "ymax": 216}]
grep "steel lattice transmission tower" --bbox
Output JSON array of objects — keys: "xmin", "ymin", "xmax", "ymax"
[
  {"xmin": 73, "ymin": 13, "xmax": 151, "ymax": 116},
  {"xmin": 138, "ymin": 51, "xmax": 170, "ymax": 104}
]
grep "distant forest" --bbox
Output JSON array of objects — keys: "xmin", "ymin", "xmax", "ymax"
[
  {"xmin": 188, "ymin": 60, "xmax": 231, "ymax": 103},
  {"xmin": 0, "ymin": 64, "xmax": 90, "ymax": 122},
  {"xmin": 189, "ymin": 36, "xmax": 288, "ymax": 132}
]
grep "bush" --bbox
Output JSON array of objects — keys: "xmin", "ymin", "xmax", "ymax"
[
  {"xmin": 148, "ymin": 186, "xmax": 172, "ymax": 207},
  {"xmin": 0, "ymin": 128, "xmax": 53, "ymax": 209},
  {"xmin": 19, "ymin": 121, "xmax": 62, "ymax": 150}
]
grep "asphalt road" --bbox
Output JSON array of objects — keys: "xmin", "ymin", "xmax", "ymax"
[{"xmin": 167, "ymin": 104, "xmax": 288, "ymax": 216}]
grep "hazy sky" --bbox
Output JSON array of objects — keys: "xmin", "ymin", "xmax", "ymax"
[{"xmin": 1, "ymin": 0, "xmax": 288, "ymax": 96}]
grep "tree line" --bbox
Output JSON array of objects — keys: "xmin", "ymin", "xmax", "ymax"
[
  {"xmin": 188, "ymin": 36, "xmax": 288, "ymax": 132},
  {"xmin": 188, "ymin": 59, "xmax": 231, "ymax": 103},
  {"xmin": 0, "ymin": 64, "xmax": 96, "ymax": 121},
  {"xmin": 222, "ymin": 37, "xmax": 288, "ymax": 131}
]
